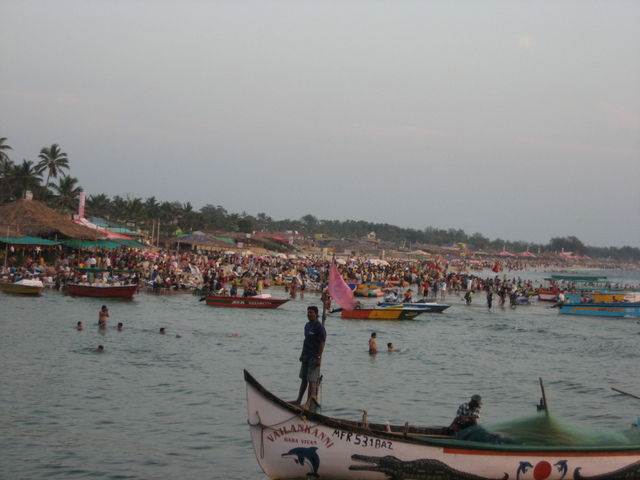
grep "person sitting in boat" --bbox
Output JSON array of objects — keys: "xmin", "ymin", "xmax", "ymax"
[
  {"xmin": 449, "ymin": 394, "xmax": 483, "ymax": 432},
  {"xmin": 243, "ymin": 285, "xmax": 257, "ymax": 297},
  {"xmin": 383, "ymin": 289, "xmax": 398, "ymax": 302},
  {"xmin": 402, "ymin": 289, "xmax": 413, "ymax": 303}
]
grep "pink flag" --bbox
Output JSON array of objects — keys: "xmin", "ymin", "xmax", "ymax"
[{"xmin": 328, "ymin": 261, "xmax": 357, "ymax": 311}]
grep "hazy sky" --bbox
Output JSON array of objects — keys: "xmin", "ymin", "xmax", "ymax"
[{"xmin": 2, "ymin": 1, "xmax": 639, "ymax": 248}]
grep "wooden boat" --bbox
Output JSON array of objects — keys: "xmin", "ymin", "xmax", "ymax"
[
  {"xmin": 244, "ymin": 369, "xmax": 640, "ymax": 480},
  {"xmin": 341, "ymin": 307, "xmax": 424, "ymax": 320},
  {"xmin": 537, "ymin": 284, "xmax": 561, "ymax": 302},
  {"xmin": 204, "ymin": 293, "xmax": 290, "ymax": 308},
  {"xmin": 378, "ymin": 301, "xmax": 451, "ymax": 313},
  {"xmin": 565, "ymin": 292, "xmax": 631, "ymax": 304},
  {"xmin": 0, "ymin": 277, "xmax": 44, "ymax": 295},
  {"xmin": 559, "ymin": 301, "xmax": 640, "ymax": 317},
  {"xmin": 537, "ymin": 277, "xmax": 639, "ymax": 303},
  {"xmin": 66, "ymin": 283, "xmax": 139, "ymax": 298}
]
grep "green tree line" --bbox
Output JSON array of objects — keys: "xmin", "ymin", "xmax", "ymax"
[{"xmin": 1, "ymin": 137, "xmax": 638, "ymax": 262}]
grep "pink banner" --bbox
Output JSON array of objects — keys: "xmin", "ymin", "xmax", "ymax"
[
  {"xmin": 328, "ymin": 261, "xmax": 357, "ymax": 311},
  {"xmin": 78, "ymin": 192, "xmax": 86, "ymax": 219}
]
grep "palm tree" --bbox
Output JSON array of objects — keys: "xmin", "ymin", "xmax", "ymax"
[
  {"xmin": 158, "ymin": 201, "xmax": 179, "ymax": 235},
  {"xmin": 0, "ymin": 158, "xmax": 15, "ymax": 203},
  {"xmin": 125, "ymin": 197, "xmax": 145, "ymax": 224},
  {"xmin": 12, "ymin": 160, "xmax": 43, "ymax": 199},
  {"xmin": 36, "ymin": 144, "xmax": 70, "ymax": 193},
  {"xmin": 86, "ymin": 193, "xmax": 112, "ymax": 219},
  {"xmin": 0, "ymin": 137, "xmax": 13, "ymax": 163},
  {"xmin": 110, "ymin": 195, "xmax": 129, "ymax": 222},
  {"xmin": 51, "ymin": 174, "xmax": 83, "ymax": 211},
  {"xmin": 143, "ymin": 196, "xmax": 160, "ymax": 221}
]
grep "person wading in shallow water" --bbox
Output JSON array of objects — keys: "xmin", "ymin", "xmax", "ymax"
[
  {"xmin": 98, "ymin": 305, "xmax": 109, "ymax": 327},
  {"xmin": 290, "ymin": 306, "xmax": 326, "ymax": 409},
  {"xmin": 369, "ymin": 332, "xmax": 378, "ymax": 354}
]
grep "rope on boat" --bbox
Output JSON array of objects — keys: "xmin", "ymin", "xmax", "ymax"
[{"xmin": 248, "ymin": 410, "xmax": 318, "ymax": 459}]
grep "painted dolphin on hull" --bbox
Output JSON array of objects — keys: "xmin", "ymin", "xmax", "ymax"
[{"xmin": 282, "ymin": 446, "xmax": 320, "ymax": 478}]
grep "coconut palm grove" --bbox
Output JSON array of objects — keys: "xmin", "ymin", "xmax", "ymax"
[{"xmin": 0, "ymin": 136, "xmax": 638, "ymax": 264}]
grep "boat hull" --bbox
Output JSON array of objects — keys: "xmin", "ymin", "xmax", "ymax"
[
  {"xmin": 0, "ymin": 282, "xmax": 44, "ymax": 295},
  {"xmin": 67, "ymin": 284, "xmax": 139, "ymax": 298},
  {"xmin": 537, "ymin": 287, "xmax": 559, "ymax": 302},
  {"xmin": 559, "ymin": 302, "xmax": 640, "ymax": 317},
  {"xmin": 378, "ymin": 302, "xmax": 451, "ymax": 313},
  {"xmin": 204, "ymin": 295, "xmax": 290, "ymax": 308},
  {"xmin": 245, "ymin": 370, "xmax": 640, "ymax": 480},
  {"xmin": 341, "ymin": 308, "xmax": 424, "ymax": 320}
]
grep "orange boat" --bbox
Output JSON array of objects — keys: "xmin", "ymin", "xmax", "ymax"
[{"xmin": 341, "ymin": 307, "xmax": 424, "ymax": 320}]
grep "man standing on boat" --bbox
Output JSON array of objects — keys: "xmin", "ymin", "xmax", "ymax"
[
  {"xmin": 291, "ymin": 306, "xmax": 326, "ymax": 409},
  {"xmin": 449, "ymin": 394, "xmax": 483, "ymax": 432}
]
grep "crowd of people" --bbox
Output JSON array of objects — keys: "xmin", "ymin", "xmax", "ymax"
[{"xmin": 2, "ymin": 245, "xmax": 638, "ymax": 302}]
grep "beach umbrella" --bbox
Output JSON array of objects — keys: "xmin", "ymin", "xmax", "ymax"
[
  {"xmin": 141, "ymin": 250, "xmax": 159, "ymax": 259},
  {"xmin": 518, "ymin": 248, "xmax": 537, "ymax": 258},
  {"xmin": 335, "ymin": 258, "xmax": 346, "ymax": 265},
  {"xmin": 498, "ymin": 247, "xmax": 516, "ymax": 257},
  {"xmin": 558, "ymin": 248, "xmax": 573, "ymax": 260}
]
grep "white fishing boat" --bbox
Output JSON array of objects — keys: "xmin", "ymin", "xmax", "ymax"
[{"xmin": 245, "ymin": 370, "xmax": 640, "ymax": 480}]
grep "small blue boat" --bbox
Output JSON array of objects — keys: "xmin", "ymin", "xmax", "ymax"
[{"xmin": 559, "ymin": 301, "xmax": 640, "ymax": 317}]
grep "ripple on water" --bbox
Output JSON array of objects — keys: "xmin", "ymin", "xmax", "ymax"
[{"xmin": 2, "ymin": 270, "xmax": 639, "ymax": 479}]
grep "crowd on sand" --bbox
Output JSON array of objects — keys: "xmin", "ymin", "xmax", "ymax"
[{"xmin": 2, "ymin": 244, "xmax": 639, "ymax": 299}]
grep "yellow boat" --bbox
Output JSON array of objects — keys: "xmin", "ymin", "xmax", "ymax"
[{"xmin": 0, "ymin": 278, "xmax": 44, "ymax": 295}]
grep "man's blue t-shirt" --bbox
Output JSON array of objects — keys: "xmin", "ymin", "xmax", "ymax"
[{"xmin": 302, "ymin": 321, "xmax": 326, "ymax": 358}]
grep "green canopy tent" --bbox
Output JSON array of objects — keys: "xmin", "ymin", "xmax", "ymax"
[
  {"xmin": 60, "ymin": 239, "xmax": 121, "ymax": 249},
  {"xmin": 109, "ymin": 238, "xmax": 149, "ymax": 248},
  {"xmin": 1, "ymin": 236, "xmax": 61, "ymax": 245}
]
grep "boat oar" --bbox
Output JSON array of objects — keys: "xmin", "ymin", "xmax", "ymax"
[
  {"xmin": 539, "ymin": 377, "xmax": 549, "ymax": 415},
  {"xmin": 612, "ymin": 388, "xmax": 640, "ymax": 401}
]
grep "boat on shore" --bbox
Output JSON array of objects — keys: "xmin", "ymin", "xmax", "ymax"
[
  {"xmin": 245, "ymin": 370, "xmax": 640, "ymax": 480},
  {"xmin": 66, "ymin": 283, "xmax": 139, "ymax": 298},
  {"xmin": 340, "ymin": 307, "xmax": 425, "ymax": 320},
  {"xmin": 559, "ymin": 301, "xmax": 640, "ymax": 317},
  {"xmin": 378, "ymin": 301, "xmax": 451, "ymax": 313},
  {"xmin": 204, "ymin": 293, "xmax": 290, "ymax": 308},
  {"xmin": 0, "ymin": 277, "xmax": 44, "ymax": 295}
]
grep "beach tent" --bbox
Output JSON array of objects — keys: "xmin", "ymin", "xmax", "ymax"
[
  {"xmin": 558, "ymin": 249, "xmax": 573, "ymax": 260},
  {"xmin": 0, "ymin": 198, "xmax": 100, "ymax": 240},
  {"xmin": 0, "ymin": 235, "xmax": 60, "ymax": 245},
  {"xmin": 109, "ymin": 238, "xmax": 148, "ymax": 248},
  {"xmin": 175, "ymin": 232, "xmax": 232, "ymax": 250},
  {"xmin": 61, "ymin": 239, "xmax": 121, "ymax": 249},
  {"xmin": 73, "ymin": 217, "xmax": 132, "ymax": 240}
]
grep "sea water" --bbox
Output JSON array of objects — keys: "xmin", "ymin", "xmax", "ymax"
[{"xmin": 1, "ymin": 269, "xmax": 639, "ymax": 479}]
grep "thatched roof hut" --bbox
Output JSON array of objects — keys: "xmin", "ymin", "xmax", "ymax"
[{"xmin": 0, "ymin": 198, "xmax": 100, "ymax": 240}]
